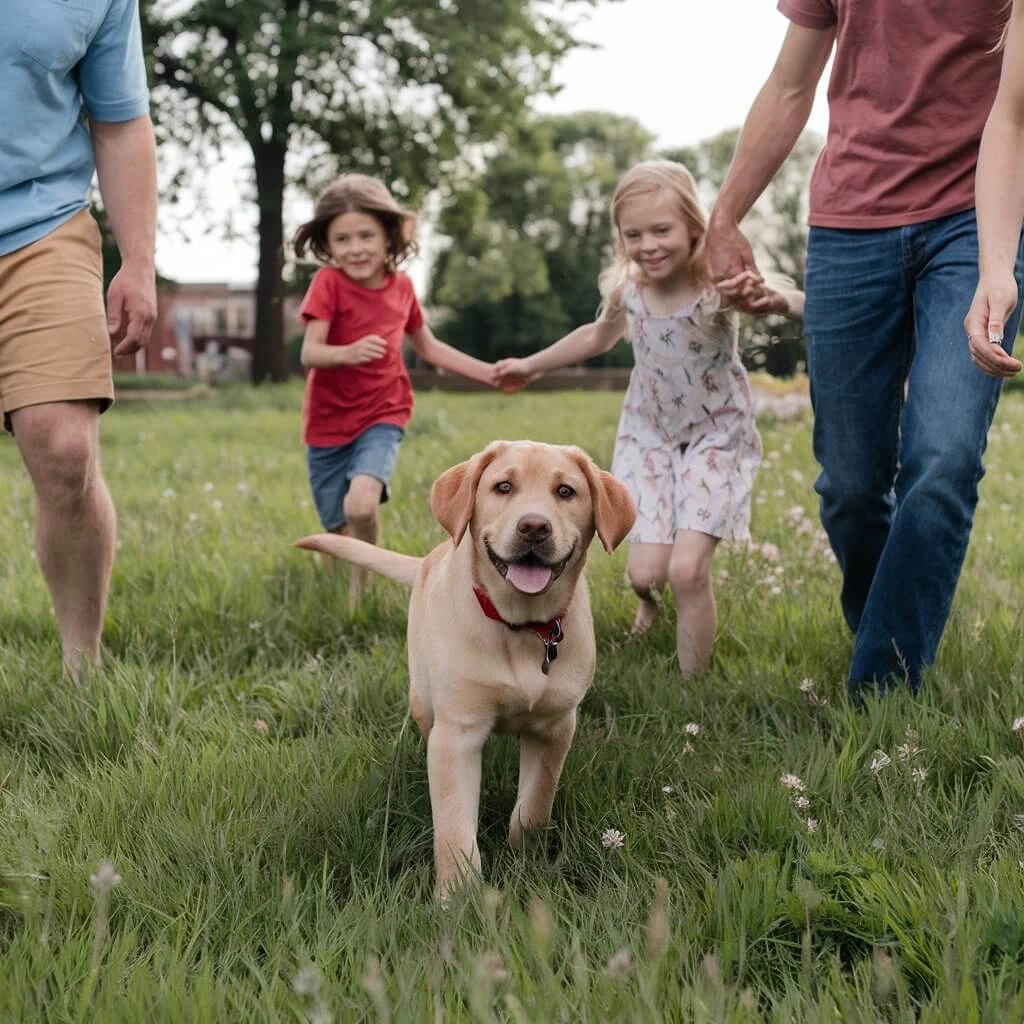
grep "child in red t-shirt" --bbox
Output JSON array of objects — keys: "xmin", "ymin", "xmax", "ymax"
[{"xmin": 293, "ymin": 173, "xmax": 494, "ymax": 606}]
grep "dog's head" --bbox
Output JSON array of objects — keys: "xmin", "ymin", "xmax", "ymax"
[{"xmin": 430, "ymin": 441, "xmax": 635, "ymax": 617}]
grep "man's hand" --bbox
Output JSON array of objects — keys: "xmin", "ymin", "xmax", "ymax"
[
  {"xmin": 965, "ymin": 267, "xmax": 1021, "ymax": 378},
  {"xmin": 706, "ymin": 215, "xmax": 762, "ymax": 286},
  {"xmin": 339, "ymin": 335, "xmax": 388, "ymax": 366},
  {"xmin": 107, "ymin": 262, "xmax": 157, "ymax": 356}
]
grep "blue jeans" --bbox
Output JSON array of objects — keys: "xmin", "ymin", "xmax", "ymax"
[{"xmin": 804, "ymin": 208, "xmax": 1024, "ymax": 695}]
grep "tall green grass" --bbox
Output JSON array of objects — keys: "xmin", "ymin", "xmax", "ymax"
[{"xmin": 2, "ymin": 384, "xmax": 1024, "ymax": 1021}]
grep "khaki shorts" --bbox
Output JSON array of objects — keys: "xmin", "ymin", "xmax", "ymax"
[{"xmin": 0, "ymin": 210, "xmax": 113, "ymax": 432}]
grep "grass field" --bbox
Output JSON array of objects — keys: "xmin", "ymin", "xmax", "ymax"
[{"xmin": 3, "ymin": 384, "xmax": 1024, "ymax": 1021}]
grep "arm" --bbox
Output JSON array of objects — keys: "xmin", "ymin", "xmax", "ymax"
[
  {"xmin": 407, "ymin": 325, "xmax": 495, "ymax": 385},
  {"xmin": 91, "ymin": 116, "xmax": 157, "ymax": 355},
  {"xmin": 299, "ymin": 321, "xmax": 388, "ymax": 368},
  {"xmin": 493, "ymin": 315, "xmax": 626, "ymax": 391},
  {"xmin": 706, "ymin": 22, "xmax": 834, "ymax": 298},
  {"xmin": 966, "ymin": 0, "xmax": 1024, "ymax": 378}
]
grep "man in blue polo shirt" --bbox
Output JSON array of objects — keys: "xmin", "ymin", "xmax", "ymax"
[{"xmin": 0, "ymin": 0, "xmax": 157, "ymax": 677}]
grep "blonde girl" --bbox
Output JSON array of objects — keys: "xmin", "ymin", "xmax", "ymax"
[{"xmin": 494, "ymin": 160, "xmax": 802, "ymax": 676}]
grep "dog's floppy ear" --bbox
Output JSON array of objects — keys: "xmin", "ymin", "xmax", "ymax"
[
  {"xmin": 430, "ymin": 441, "xmax": 508, "ymax": 545},
  {"xmin": 570, "ymin": 449, "xmax": 636, "ymax": 553}
]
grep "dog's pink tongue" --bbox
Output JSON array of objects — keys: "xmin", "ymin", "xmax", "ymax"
[{"xmin": 505, "ymin": 563, "xmax": 553, "ymax": 594}]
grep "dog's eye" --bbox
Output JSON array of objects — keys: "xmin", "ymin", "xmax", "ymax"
[
  {"xmin": 494, "ymin": 481, "xmax": 513, "ymax": 494},
  {"xmin": 556, "ymin": 484, "xmax": 576, "ymax": 499}
]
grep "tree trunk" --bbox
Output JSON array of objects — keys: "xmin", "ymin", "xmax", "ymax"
[{"xmin": 251, "ymin": 140, "xmax": 288, "ymax": 384}]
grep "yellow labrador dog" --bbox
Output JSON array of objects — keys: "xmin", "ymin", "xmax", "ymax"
[{"xmin": 295, "ymin": 440, "xmax": 635, "ymax": 900}]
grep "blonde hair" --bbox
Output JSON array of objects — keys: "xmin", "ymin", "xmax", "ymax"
[
  {"xmin": 598, "ymin": 160, "xmax": 710, "ymax": 318},
  {"xmin": 293, "ymin": 173, "xmax": 418, "ymax": 268}
]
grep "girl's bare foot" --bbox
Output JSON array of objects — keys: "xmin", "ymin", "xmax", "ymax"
[{"xmin": 631, "ymin": 597, "xmax": 660, "ymax": 635}]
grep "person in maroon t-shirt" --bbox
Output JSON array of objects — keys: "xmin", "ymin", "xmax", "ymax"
[
  {"xmin": 293, "ymin": 174, "xmax": 495, "ymax": 607},
  {"xmin": 705, "ymin": 1, "xmax": 1024, "ymax": 698}
]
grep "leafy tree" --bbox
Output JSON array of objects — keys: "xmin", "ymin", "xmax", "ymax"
[
  {"xmin": 666, "ymin": 128, "xmax": 823, "ymax": 376},
  {"xmin": 429, "ymin": 112, "xmax": 654, "ymax": 365},
  {"xmin": 142, "ymin": 0, "xmax": 603, "ymax": 382}
]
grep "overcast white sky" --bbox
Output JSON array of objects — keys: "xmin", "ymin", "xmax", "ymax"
[{"xmin": 154, "ymin": 0, "xmax": 831, "ymax": 285}]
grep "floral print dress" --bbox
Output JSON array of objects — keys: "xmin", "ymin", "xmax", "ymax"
[{"xmin": 610, "ymin": 282, "xmax": 762, "ymax": 543}]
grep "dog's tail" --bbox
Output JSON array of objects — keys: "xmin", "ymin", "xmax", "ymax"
[{"xmin": 293, "ymin": 534, "xmax": 420, "ymax": 587}]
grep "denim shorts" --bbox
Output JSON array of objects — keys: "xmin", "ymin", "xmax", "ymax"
[{"xmin": 306, "ymin": 423, "xmax": 404, "ymax": 531}]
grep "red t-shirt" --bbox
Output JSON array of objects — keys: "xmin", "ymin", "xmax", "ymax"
[
  {"xmin": 299, "ymin": 268, "xmax": 424, "ymax": 447},
  {"xmin": 778, "ymin": 0, "xmax": 1005, "ymax": 229}
]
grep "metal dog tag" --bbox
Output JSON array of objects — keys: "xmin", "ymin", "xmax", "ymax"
[{"xmin": 540, "ymin": 620, "xmax": 564, "ymax": 675}]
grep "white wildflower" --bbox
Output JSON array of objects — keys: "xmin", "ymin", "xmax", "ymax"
[
  {"xmin": 780, "ymin": 773, "xmax": 806, "ymax": 792},
  {"xmin": 805, "ymin": 818, "xmax": 818, "ymax": 834},
  {"xmin": 868, "ymin": 750, "xmax": 892, "ymax": 775},
  {"xmin": 684, "ymin": 722, "xmax": 701, "ymax": 736},
  {"xmin": 794, "ymin": 795, "xmax": 811, "ymax": 811},
  {"xmin": 89, "ymin": 860, "xmax": 122, "ymax": 893},
  {"xmin": 604, "ymin": 949, "xmax": 634, "ymax": 980},
  {"xmin": 293, "ymin": 965, "xmax": 322, "ymax": 996},
  {"xmin": 475, "ymin": 951, "xmax": 509, "ymax": 984},
  {"xmin": 601, "ymin": 828, "xmax": 625, "ymax": 850}
]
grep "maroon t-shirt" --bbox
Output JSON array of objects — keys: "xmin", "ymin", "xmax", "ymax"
[{"xmin": 778, "ymin": 0, "xmax": 1006, "ymax": 228}]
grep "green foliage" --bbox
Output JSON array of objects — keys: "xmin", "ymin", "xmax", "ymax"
[
  {"xmin": 4, "ymin": 387, "xmax": 1024, "ymax": 1018},
  {"xmin": 141, "ymin": 0, "xmax": 603, "ymax": 381},
  {"xmin": 430, "ymin": 113, "xmax": 655, "ymax": 364}
]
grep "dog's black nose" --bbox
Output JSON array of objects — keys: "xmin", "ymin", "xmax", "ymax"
[{"xmin": 516, "ymin": 514, "xmax": 552, "ymax": 543}]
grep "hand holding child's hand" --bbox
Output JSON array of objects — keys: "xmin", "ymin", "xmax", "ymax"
[
  {"xmin": 718, "ymin": 272, "xmax": 793, "ymax": 316},
  {"xmin": 493, "ymin": 358, "xmax": 541, "ymax": 393},
  {"xmin": 343, "ymin": 335, "xmax": 389, "ymax": 365}
]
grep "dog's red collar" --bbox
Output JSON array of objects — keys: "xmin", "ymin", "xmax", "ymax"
[{"xmin": 472, "ymin": 586, "xmax": 566, "ymax": 675}]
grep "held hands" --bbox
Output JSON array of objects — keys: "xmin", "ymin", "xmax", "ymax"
[
  {"xmin": 965, "ymin": 268, "xmax": 1021, "ymax": 378},
  {"xmin": 706, "ymin": 217, "xmax": 773, "ymax": 315},
  {"xmin": 107, "ymin": 262, "xmax": 157, "ymax": 356},
  {"xmin": 717, "ymin": 270, "xmax": 796, "ymax": 317},
  {"xmin": 492, "ymin": 357, "xmax": 542, "ymax": 393},
  {"xmin": 340, "ymin": 335, "xmax": 389, "ymax": 366},
  {"xmin": 706, "ymin": 218, "xmax": 798, "ymax": 317}
]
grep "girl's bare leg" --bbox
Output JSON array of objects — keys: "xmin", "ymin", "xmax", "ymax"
[
  {"xmin": 668, "ymin": 530, "xmax": 720, "ymax": 677},
  {"xmin": 626, "ymin": 542, "xmax": 671, "ymax": 634}
]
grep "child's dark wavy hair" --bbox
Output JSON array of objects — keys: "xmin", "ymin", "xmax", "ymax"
[{"xmin": 292, "ymin": 174, "xmax": 418, "ymax": 268}]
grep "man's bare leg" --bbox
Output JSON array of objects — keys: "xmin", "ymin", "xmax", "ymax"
[{"xmin": 11, "ymin": 401, "xmax": 115, "ymax": 677}]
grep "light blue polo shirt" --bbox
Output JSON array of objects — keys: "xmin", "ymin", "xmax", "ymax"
[{"xmin": 0, "ymin": 0, "xmax": 150, "ymax": 257}]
